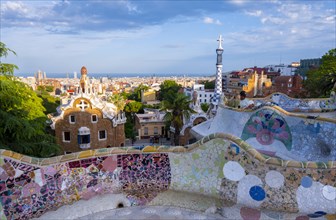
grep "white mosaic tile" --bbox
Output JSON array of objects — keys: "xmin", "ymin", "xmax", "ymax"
[
  {"xmin": 237, "ymin": 175, "xmax": 264, "ymax": 208},
  {"xmin": 265, "ymin": 171, "xmax": 284, "ymax": 189},
  {"xmin": 296, "ymin": 181, "xmax": 336, "ymax": 214}
]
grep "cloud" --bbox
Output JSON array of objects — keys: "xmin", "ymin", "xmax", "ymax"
[
  {"xmin": 230, "ymin": 0, "xmax": 247, "ymax": 5},
  {"xmin": 244, "ymin": 10, "xmax": 262, "ymax": 17},
  {"xmin": 203, "ymin": 17, "xmax": 222, "ymax": 25},
  {"xmin": 240, "ymin": 1, "xmax": 335, "ymax": 50},
  {"xmin": 0, "ymin": 0, "xmax": 240, "ymax": 34}
]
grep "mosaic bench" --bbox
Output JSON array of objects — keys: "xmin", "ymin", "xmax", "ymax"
[{"xmin": 0, "ymin": 133, "xmax": 335, "ymax": 219}]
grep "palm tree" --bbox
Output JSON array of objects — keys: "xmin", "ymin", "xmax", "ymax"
[
  {"xmin": 108, "ymin": 93, "xmax": 126, "ymax": 112},
  {"xmin": 161, "ymin": 93, "xmax": 196, "ymax": 146}
]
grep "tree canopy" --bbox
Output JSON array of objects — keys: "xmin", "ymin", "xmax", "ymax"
[
  {"xmin": 0, "ymin": 42, "xmax": 60, "ymax": 157},
  {"xmin": 158, "ymin": 80, "xmax": 181, "ymax": 101},
  {"xmin": 304, "ymin": 48, "xmax": 336, "ymax": 97},
  {"xmin": 127, "ymin": 84, "xmax": 149, "ymax": 101}
]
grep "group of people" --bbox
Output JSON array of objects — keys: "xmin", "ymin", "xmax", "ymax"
[
  {"xmin": 238, "ymin": 91, "xmax": 255, "ymax": 109},
  {"xmin": 225, "ymin": 91, "xmax": 255, "ymax": 109}
]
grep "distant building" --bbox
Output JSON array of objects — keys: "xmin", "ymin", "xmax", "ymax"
[
  {"xmin": 141, "ymin": 89, "xmax": 158, "ymax": 104},
  {"xmin": 135, "ymin": 109, "xmax": 166, "ymax": 141},
  {"xmin": 225, "ymin": 67, "xmax": 278, "ymax": 98},
  {"xmin": 242, "ymin": 71, "xmax": 273, "ymax": 97},
  {"xmin": 184, "ymin": 84, "xmax": 214, "ymax": 104},
  {"xmin": 273, "ymin": 74, "xmax": 303, "ymax": 97},
  {"xmin": 50, "ymin": 66, "xmax": 126, "ymax": 154},
  {"xmin": 296, "ymin": 58, "xmax": 322, "ymax": 78},
  {"xmin": 264, "ymin": 64, "xmax": 298, "ymax": 76}
]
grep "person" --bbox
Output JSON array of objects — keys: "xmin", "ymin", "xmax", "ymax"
[{"xmin": 239, "ymin": 91, "xmax": 254, "ymax": 109}]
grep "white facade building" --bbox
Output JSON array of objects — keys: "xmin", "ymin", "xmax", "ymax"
[{"xmin": 184, "ymin": 84, "xmax": 214, "ymax": 104}]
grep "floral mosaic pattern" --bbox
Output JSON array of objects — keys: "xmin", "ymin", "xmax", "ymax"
[{"xmin": 241, "ymin": 109, "xmax": 292, "ymax": 150}]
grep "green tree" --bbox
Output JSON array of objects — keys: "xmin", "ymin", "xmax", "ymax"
[
  {"xmin": 108, "ymin": 93, "xmax": 126, "ymax": 112},
  {"xmin": 36, "ymin": 86, "xmax": 60, "ymax": 114},
  {"xmin": 123, "ymin": 101, "xmax": 143, "ymax": 141},
  {"xmin": 203, "ymin": 80, "xmax": 215, "ymax": 89},
  {"xmin": 304, "ymin": 48, "xmax": 336, "ymax": 97},
  {"xmin": 200, "ymin": 103, "xmax": 210, "ymax": 112},
  {"xmin": 0, "ymin": 42, "xmax": 60, "ymax": 157},
  {"xmin": 161, "ymin": 93, "xmax": 196, "ymax": 145},
  {"xmin": 127, "ymin": 84, "xmax": 149, "ymax": 102},
  {"xmin": 0, "ymin": 42, "xmax": 18, "ymax": 75},
  {"xmin": 124, "ymin": 101, "xmax": 143, "ymax": 114},
  {"xmin": 158, "ymin": 80, "xmax": 181, "ymax": 101}
]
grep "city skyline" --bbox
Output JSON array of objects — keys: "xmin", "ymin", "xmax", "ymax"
[{"xmin": 1, "ymin": 0, "xmax": 335, "ymax": 75}]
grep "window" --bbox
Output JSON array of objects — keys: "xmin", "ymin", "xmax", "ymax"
[
  {"xmin": 98, "ymin": 130, "xmax": 107, "ymax": 140},
  {"xmin": 205, "ymin": 94, "xmax": 207, "ymax": 97},
  {"xmin": 154, "ymin": 127, "xmax": 158, "ymax": 135},
  {"xmin": 63, "ymin": 131, "xmax": 71, "ymax": 142},
  {"xmin": 78, "ymin": 134, "xmax": 90, "ymax": 144},
  {"xmin": 92, "ymin": 114, "xmax": 98, "ymax": 123},
  {"xmin": 144, "ymin": 127, "xmax": 148, "ymax": 135},
  {"xmin": 69, "ymin": 115, "xmax": 75, "ymax": 124},
  {"xmin": 288, "ymin": 84, "xmax": 292, "ymax": 88}
]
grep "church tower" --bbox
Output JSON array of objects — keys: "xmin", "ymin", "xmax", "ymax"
[{"xmin": 213, "ymin": 35, "xmax": 224, "ymax": 106}]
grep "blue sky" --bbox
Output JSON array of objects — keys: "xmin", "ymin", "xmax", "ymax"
[{"xmin": 1, "ymin": 0, "xmax": 335, "ymax": 75}]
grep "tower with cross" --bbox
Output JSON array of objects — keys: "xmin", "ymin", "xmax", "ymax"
[{"xmin": 212, "ymin": 35, "xmax": 224, "ymax": 106}]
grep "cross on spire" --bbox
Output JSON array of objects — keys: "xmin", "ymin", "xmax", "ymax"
[{"xmin": 217, "ymin": 35, "xmax": 223, "ymax": 50}]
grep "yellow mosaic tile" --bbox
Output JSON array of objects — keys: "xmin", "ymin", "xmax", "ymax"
[
  {"xmin": 326, "ymin": 214, "xmax": 336, "ymax": 220},
  {"xmin": 1, "ymin": 150, "xmax": 13, "ymax": 158},
  {"xmin": 78, "ymin": 150, "xmax": 94, "ymax": 159},
  {"xmin": 142, "ymin": 146, "xmax": 157, "ymax": 152},
  {"xmin": 11, "ymin": 152, "xmax": 23, "ymax": 160}
]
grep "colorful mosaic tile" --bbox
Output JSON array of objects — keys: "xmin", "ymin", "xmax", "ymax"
[
  {"xmin": 0, "ymin": 133, "xmax": 335, "ymax": 219},
  {"xmin": 241, "ymin": 109, "xmax": 292, "ymax": 150}
]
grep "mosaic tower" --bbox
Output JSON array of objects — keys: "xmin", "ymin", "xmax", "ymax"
[{"xmin": 212, "ymin": 35, "xmax": 224, "ymax": 106}]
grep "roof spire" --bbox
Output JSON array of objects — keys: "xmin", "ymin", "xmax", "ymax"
[{"xmin": 217, "ymin": 35, "xmax": 223, "ymax": 50}]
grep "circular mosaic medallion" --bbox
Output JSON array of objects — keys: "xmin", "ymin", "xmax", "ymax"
[
  {"xmin": 256, "ymin": 129, "xmax": 274, "ymax": 145},
  {"xmin": 301, "ymin": 176, "xmax": 312, "ymax": 188},
  {"xmin": 322, "ymin": 185, "xmax": 336, "ymax": 201},
  {"xmin": 265, "ymin": 170, "xmax": 284, "ymax": 188},
  {"xmin": 223, "ymin": 161, "xmax": 245, "ymax": 181},
  {"xmin": 249, "ymin": 185, "xmax": 266, "ymax": 201}
]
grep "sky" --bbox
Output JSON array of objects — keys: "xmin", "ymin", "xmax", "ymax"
[{"xmin": 1, "ymin": 0, "xmax": 335, "ymax": 75}]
